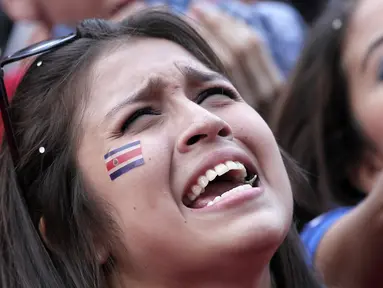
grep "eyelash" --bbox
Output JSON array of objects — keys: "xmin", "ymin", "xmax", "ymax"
[
  {"xmin": 120, "ymin": 107, "xmax": 161, "ymax": 133},
  {"xmin": 195, "ymin": 87, "xmax": 239, "ymax": 104},
  {"xmin": 378, "ymin": 63, "xmax": 383, "ymax": 80},
  {"xmin": 120, "ymin": 86, "xmax": 238, "ymax": 133}
]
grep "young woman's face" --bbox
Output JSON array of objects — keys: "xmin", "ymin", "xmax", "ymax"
[
  {"xmin": 77, "ymin": 38, "xmax": 292, "ymax": 278},
  {"xmin": 343, "ymin": 0, "xmax": 383, "ymax": 191}
]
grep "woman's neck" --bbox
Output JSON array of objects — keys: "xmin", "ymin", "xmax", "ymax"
[{"xmin": 112, "ymin": 261, "xmax": 273, "ymax": 288}]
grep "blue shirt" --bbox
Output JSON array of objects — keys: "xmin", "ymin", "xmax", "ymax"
[
  {"xmin": 53, "ymin": 0, "xmax": 306, "ymax": 77},
  {"xmin": 301, "ymin": 207, "xmax": 353, "ymax": 263}
]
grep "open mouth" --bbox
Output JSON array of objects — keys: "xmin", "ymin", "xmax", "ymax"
[{"xmin": 183, "ymin": 160, "xmax": 260, "ymax": 209}]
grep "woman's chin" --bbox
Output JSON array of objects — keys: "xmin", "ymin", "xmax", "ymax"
[{"xmin": 188, "ymin": 209, "xmax": 290, "ymax": 258}]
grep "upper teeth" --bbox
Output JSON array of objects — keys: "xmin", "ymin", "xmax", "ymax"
[{"xmin": 187, "ymin": 161, "xmax": 248, "ymax": 202}]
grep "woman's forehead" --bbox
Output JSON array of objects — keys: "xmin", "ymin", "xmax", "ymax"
[
  {"xmin": 343, "ymin": 0, "xmax": 383, "ymax": 68},
  {"xmin": 91, "ymin": 38, "xmax": 212, "ymax": 89},
  {"xmin": 85, "ymin": 38, "xmax": 219, "ymax": 120}
]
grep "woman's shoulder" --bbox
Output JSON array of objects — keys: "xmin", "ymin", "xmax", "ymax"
[{"xmin": 300, "ymin": 207, "xmax": 354, "ymax": 262}]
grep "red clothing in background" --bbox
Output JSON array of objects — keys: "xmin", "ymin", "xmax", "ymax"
[
  {"xmin": 4, "ymin": 70, "xmax": 22, "ymax": 97},
  {"xmin": 0, "ymin": 70, "xmax": 23, "ymax": 140}
]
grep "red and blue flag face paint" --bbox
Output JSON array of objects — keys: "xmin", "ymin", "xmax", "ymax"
[{"xmin": 104, "ymin": 140, "xmax": 144, "ymax": 181}]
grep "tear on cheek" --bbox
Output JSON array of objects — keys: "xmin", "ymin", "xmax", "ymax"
[{"xmin": 104, "ymin": 140, "xmax": 145, "ymax": 181}]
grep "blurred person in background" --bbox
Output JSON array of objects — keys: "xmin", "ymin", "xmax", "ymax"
[
  {"xmin": 285, "ymin": 0, "xmax": 329, "ymax": 25},
  {"xmin": 272, "ymin": 0, "xmax": 383, "ymax": 287},
  {"xmin": 1, "ymin": 0, "xmax": 306, "ymax": 113},
  {"xmin": 0, "ymin": 8, "xmax": 13, "ymax": 56}
]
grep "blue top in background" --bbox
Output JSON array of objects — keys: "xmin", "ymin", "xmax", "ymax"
[
  {"xmin": 53, "ymin": 0, "xmax": 306, "ymax": 77},
  {"xmin": 300, "ymin": 207, "xmax": 353, "ymax": 263}
]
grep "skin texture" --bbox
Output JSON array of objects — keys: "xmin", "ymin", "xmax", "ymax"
[{"xmin": 76, "ymin": 37, "xmax": 293, "ymax": 287}]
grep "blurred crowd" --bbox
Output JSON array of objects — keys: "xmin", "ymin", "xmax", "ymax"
[
  {"xmin": 0, "ymin": 0, "xmax": 314, "ymax": 106},
  {"xmin": 2, "ymin": 0, "xmax": 383, "ymax": 287}
]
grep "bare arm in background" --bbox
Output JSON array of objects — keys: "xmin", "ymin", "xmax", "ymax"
[{"xmin": 314, "ymin": 173, "xmax": 383, "ymax": 287}]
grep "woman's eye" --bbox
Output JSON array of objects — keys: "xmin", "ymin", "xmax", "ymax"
[
  {"xmin": 196, "ymin": 87, "xmax": 239, "ymax": 104},
  {"xmin": 121, "ymin": 107, "xmax": 160, "ymax": 132},
  {"xmin": 378, "ymin": 62, "xmax": 383, "ymax": 80}
]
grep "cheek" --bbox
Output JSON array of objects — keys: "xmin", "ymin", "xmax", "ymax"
[
  {"xmin": 78, "ymin": 136, "xmax": 170, "ymax": 212},
  {"xmin": 225, "ymin": 105, "xmax": 292, "ymax": 198},
  {"xmin": 107, "ymin": 145, "xmax": 172, "ymax": 209},
  {"xmin": 79, "ymin": 138, "xmax": 186, "ymax": 258},
  {"xmin": 353, "ymin": 90, "xmax": 383, "ymax": 151},
  {"xmin": 106, "ymin": 146, "xmax": 191, "ymax": 263},
  {"xmin": 91, "ymin": 141, "xmax": 179, "ymax": 233},
  {"xmin": 227, "ymin": 105, "xmax": 281, "ymax": 162}
]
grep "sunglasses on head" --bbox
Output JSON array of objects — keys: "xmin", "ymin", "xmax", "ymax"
[{"xmin": 0, "ymin": 33, "xmax": 78, "ymax": 166}]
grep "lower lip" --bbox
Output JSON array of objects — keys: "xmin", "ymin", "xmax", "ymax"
[{"xmin": 192, "ymin": 186, "xmax": 264, "ymax": 213}]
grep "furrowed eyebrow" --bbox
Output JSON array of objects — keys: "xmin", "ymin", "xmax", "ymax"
[
  {"xmin": 104, "ymin": 64, "xmax": 228, "ymax": 122},
  {"xmin": 177, "ymin": 64, "xmax": 229, "ymax": 84},
  {"xmin": 104, "ymin": 77, "xmax": 161, "ymax": 121}
]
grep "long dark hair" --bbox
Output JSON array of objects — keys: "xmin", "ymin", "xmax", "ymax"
[
  {"xmin": 0, "ymin": 9, "xmax": 320, "ymax": 287},
  {"xmin": 271, "ymin": 0, "xmax": 365, "ymax": 228}
]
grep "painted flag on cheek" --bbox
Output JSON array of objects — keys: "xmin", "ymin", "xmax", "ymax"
[{"xmin": 104, "ymin": 140, "xmax": 144, "ymax": 181}]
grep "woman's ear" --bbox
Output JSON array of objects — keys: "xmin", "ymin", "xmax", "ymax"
[
  {"xmin": 96, "ymin": 247, "xmax": 109, "ymax": 265},
  {"xmin": 349, "ymin": 150, "xmax": 383, "ymax": 194},
  {"xmin": 2, "ymin": 0, "xmax": 40, "ymax": 21}
]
